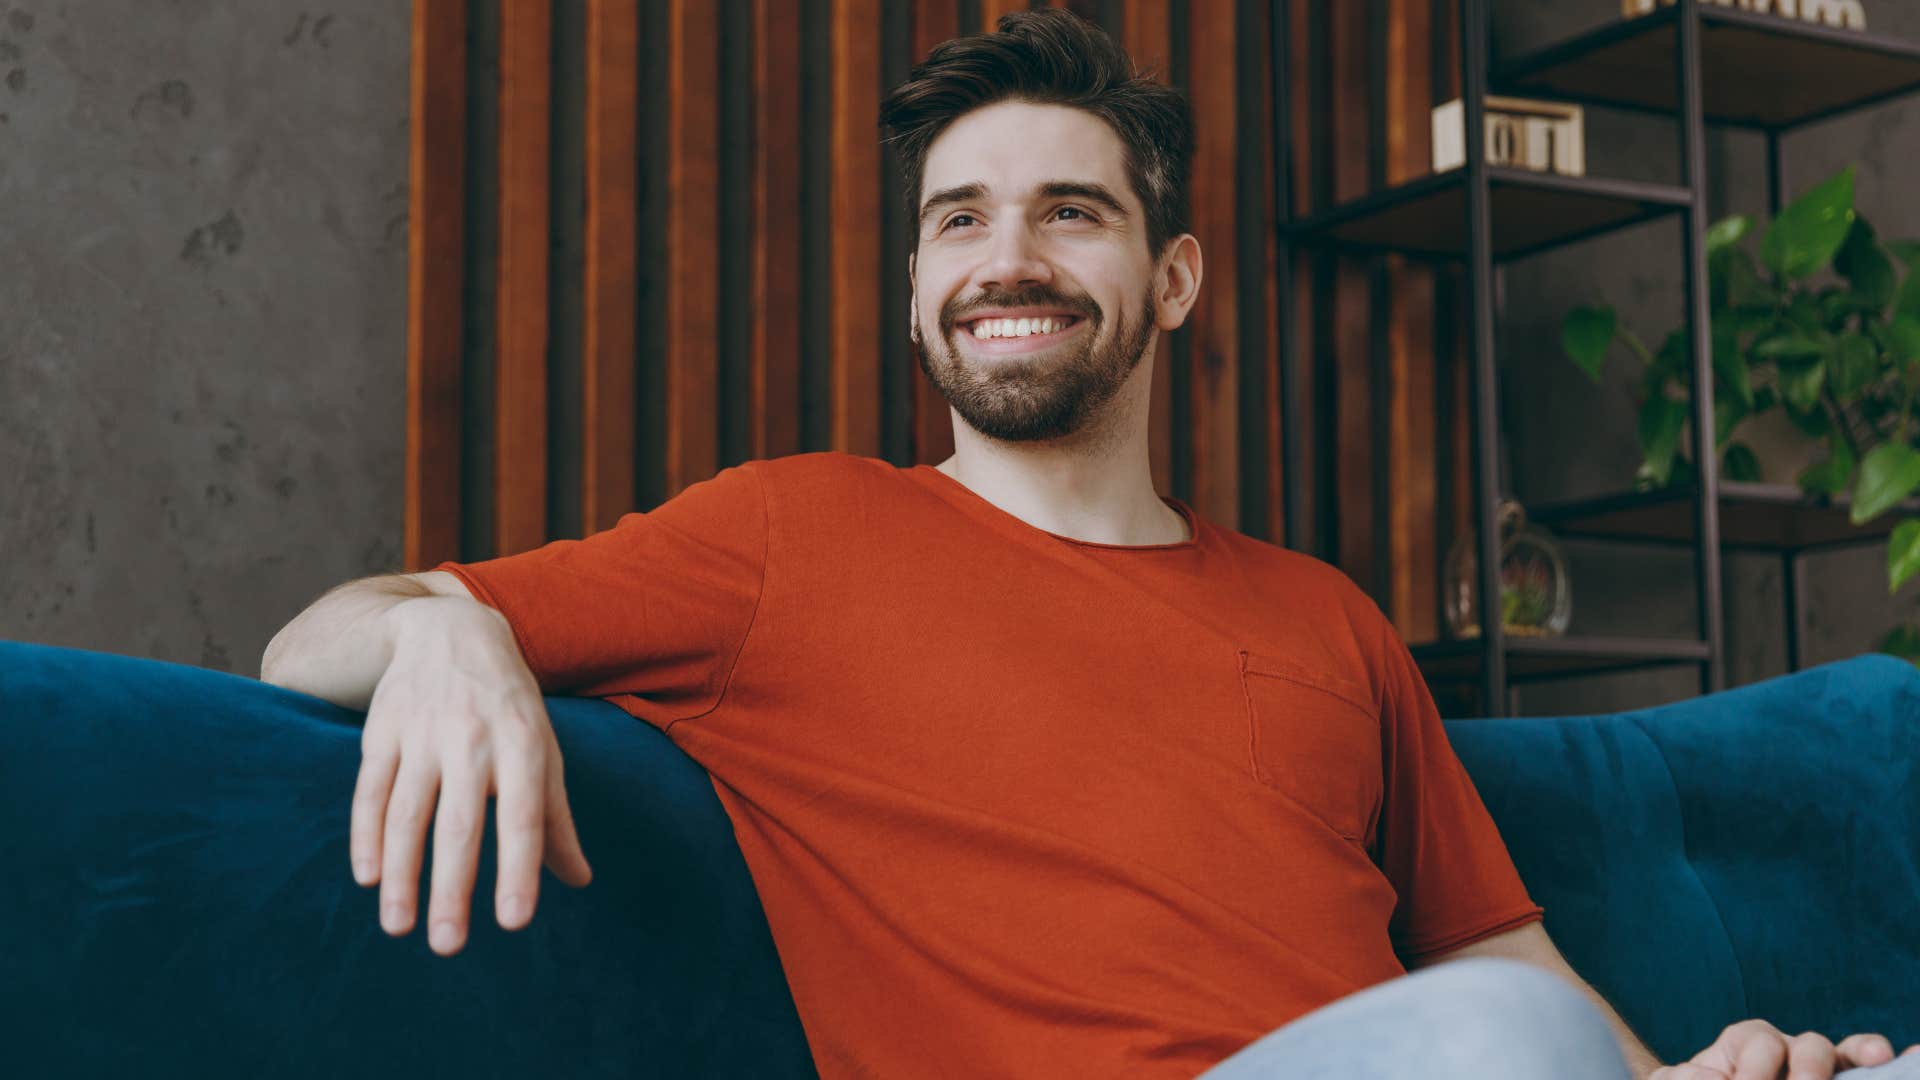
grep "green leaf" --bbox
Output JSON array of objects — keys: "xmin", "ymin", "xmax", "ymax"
[
  {"xmin": 1785, "ymin": 399, "xmax": 1834, "ymax": 439},
  {"xmin": 1706, "ymin": 214, "xmax": 1752, "ymax": 255},
  {"xmin": 1723, "ymin": 442, "xmax": 1762, "ymax": 482},
  {"xmin": 1831, "ymin": 332, "xmax": 1881, "ymax": 402},
  {"xmin": 1713, "ymin": 394, "xmax": 1746, "ymax": 451},
  {"xmin": 1850, "ymin": 441, "xmax": 1920, "ymax": 525},
  {"xmin": 1638, "ymin": 395, "xmax": 1688, "ymax": 487},
  {"xmin": 1881, "ymin": 623, "xmax": 1920, "ymax": 663},
  {"xmin": 1798, "ymin": 436, "xmax": 1855, "ymax": 495},
  {"xmin": 1562, "ymin": 306, "xmax": 1616, "ymax": 384},
  {"xmin": 1786, "ymin": 293, "xmax": 1830, "ymax": 336},
  {"xmin": 1887, "ymin": 314, "xmax": 1920, "ymax": 362},
  {"xmin": 1887, "ymin": 240, "xmax": 1920, "ymax": 268},
  {"xmin": 1898, "ymin": 261, "xmax": 1920, "ymax": 322},
  {"xmin": 1890, "ymin": 519, "xmax": 1920, "ymax": 592},
  {"xmin": 1778, "ymin": 357, "xmax": 1829, "ymax": 414},
  {"xmin": 1711, "ymin": 317, "xmax": 1753, "ymax": 410},
  {"xmin": 1752, "ymin": 386, "xmax": 1778, "ymax": 412},
  {"xmin": 1753, "ymin": 333, "xmax": 1830, "ymax": 360},
  {"xmin": 1762, "ymin": 165, "xmax": 1857, "ymax": 280},
  {"xmin": 1834, "ymin": 218, "xmax": 1897, "ymax": 311}
]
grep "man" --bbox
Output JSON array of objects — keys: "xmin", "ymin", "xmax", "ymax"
[{"xmin": 261, "ymin": 10, "xmax": 1918, "ymax": 1080}]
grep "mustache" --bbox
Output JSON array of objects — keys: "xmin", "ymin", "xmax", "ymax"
[{"xmin": 943, "ymin": 289, "xmax": 1099, "ymax": 327}]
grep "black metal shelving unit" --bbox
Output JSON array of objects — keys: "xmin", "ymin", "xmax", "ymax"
[{"xmin": 1270, "ymin": 0, "xmax": 1920, "ymax": 717}]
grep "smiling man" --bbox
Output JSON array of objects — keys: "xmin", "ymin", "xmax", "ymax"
[{"xmin": 277, "ymin": 8, "xmax": 1920, "ymax": 1080}]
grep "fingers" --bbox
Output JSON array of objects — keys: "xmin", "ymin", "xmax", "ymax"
[
  {"xmin": 542, "ymin": 728, "xmax": 594, "ymax": 889},
  {"xmin": 492, "ymin": 721, "xmax": 547, "ymax": 931},
  {"xmin": 1729, "ymin": 1033, "xmax": 1784, "ymax": 1080},
  {"xmin": 349, "ymin": 742, "xmax": 400, "ymax": 886},
  {"xmin": 379, "ymin": 759, "xmax": 440, "ymax": 937},
  {"xmin": 1836, "ymin": 1033, "xmax": 1895, "ymax": 1068},
  {"xmin": 1781, "ymin": 1031, "xmax": 1835, "ymax": 1080},
  {"xmin": 424, "ymin": 753, "xmax": 489, "ymax": 956}
]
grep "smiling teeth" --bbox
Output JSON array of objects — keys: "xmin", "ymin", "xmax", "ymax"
[{"xmin": 970, "ymin": 316, "xmax": 1069, "ymax": 339}]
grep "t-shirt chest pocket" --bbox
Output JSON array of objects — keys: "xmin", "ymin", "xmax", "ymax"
[{"xmin": 1237, "ymin": 649, "xmax": 1383, "ymax": 844}]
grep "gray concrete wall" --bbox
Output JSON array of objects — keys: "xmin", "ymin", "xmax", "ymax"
[
  {"xmin": 0, "ymin": 2, "xmax": 409, "ymax": 674},
  {"xmin": 1492, "ymin": 0, "xmax": 1920, "ymax": 713}
]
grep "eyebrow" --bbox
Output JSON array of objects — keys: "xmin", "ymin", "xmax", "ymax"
[{"xmin": 917, "ymin": 180, "xmax": 1130, "ymax": 229}]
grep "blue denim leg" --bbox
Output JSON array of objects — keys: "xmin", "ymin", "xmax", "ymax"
[{"xmin": 1194, "ymin": 957, "xmax": 1633, "ymax": 1080}]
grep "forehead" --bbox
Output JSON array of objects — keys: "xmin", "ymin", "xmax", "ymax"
[{"xmin": 921, "ymin": 101, "xmax": 1134, "ymax": 210}]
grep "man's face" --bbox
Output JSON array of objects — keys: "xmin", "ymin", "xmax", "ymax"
[{"xmin": 908, "ymin": 101, "xmax": 1161, "ymax": 445}]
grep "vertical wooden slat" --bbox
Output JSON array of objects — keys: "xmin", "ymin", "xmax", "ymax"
[
  {"xmin": 496, "ymin": 0, "xmax": 552, "ymax": 555},
  {"xmin": 584, "ymin": 0, "xmax": 638, "ymax": 535},
  {"xmin": 910, "ymin": 0, "xmax": 962, "ymax": 466},
  {"xmin": 406, "ymin": 0, "xmax": 466, "ymax": 571},
  {"xmin": 668, "ymin": 0, "xmax": 721, "ymax": 492},
  {"xmin": 1186, "ymin": 0, "xmax": 1239, "ymax": 529},
  {"xmin": 1121, "ymin": 0, "xmax": 1174, "ymax": 498},
  {"xmin": 1331, "ymin": 0, "xmax": 1375, "ymax": 595},
  {"xmin": 1289, "ymin": 0, "xmax": 1318, "ymax": 557},
  {"xmin": 754, "ymin": 0, "xmax": 805, "ymax": 462},
  {"xmin": 832, "ymin": 0, "xmax": 883, "ymax": 457},
  {"xmin": 1387, "ymin": 0, "xmax": 1439, "ymax": 642},
  {"xmin": 979, "ymin": 0, "xmax": 1025, "ymax": 31}
]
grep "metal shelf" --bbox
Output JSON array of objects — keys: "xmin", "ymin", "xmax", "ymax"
[
  {"xmin": 1289, "ymin": 167, "xmax": 1690, "ymax": 262},
  {"xmin": 1527, "ymin": 482, "xmax": 1920, "ymax": 554},
  {"xmin": 1496, "ymin": 6, "xmax": 1920, "ymax": 130},
  {"xmin": 1412, "ymin": 634, "xmax": 1712, "ymax": 686}
]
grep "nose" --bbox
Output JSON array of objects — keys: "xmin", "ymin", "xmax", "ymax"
[{"xmin": 970, "ymin": 221, "xmax": 1053, "ymax": 292}]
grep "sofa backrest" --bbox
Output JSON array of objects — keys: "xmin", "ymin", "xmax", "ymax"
[
  {"xmin": 0, "ymin": 640, "xmax": 819, "ymax": 1078},
  {"xmin": 1445, "ymin": 653, "xmax": 1920, "ymax": 1065}
]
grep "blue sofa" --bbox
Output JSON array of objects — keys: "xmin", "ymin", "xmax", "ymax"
[{"xmin": 3, "ymin": 639, "xmax": 1916, "ymax": 1077}]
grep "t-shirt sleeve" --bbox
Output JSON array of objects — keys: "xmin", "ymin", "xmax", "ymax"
[
  {"xmin": 1370, "ymin": 611, "xmax": 1545, "ymax": 963},
  {"xmin": 430, "ymin": 460, "xmax": 767, "ymax": 728}
]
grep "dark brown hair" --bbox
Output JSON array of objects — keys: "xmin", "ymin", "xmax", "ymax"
[{"xmin": 878, "ymin": 8, "xmax": 1195, "ymax": 260}]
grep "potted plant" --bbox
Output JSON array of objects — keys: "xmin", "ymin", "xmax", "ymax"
[{"xmin": 1559, "ymin": 164, "xmax": 1920, "ymax": 667}]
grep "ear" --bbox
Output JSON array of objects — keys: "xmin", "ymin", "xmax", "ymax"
[
  {"xmin": 1150, "ymin": 235, "xmax": 1203, "ymax": 333},
  {"xmin": 907, "ymin": 252, "xmax": 919, "ymax": 331}
]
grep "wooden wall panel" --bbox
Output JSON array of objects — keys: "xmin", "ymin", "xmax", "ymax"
[
  {"xmin": 667, "ymin": 0, "xmax": 721, "ymax": 494},
  {"xmin": 1330, "ymin": 0, "xmax": 1376, "ymax": 598},
  {"xmin": 584, "ymin": 0, "xmax": 638, "ymax": 536},
  {"xmin": 831, "ymin": 0, "xmax": 884, "ymax": 458},
  {"xmin": 406, "ymin": 0, "xmax": 1461, "ymax": 649},
  {"xmin": 1186, "ymin": 0, "xmax": 1240, "ymax": 529},
  {"xmin": 495, "ymin": 0, "xmax": 552, "ymax": 556},
  {"xmin": 1387, "ymin": 0, "xmax": 1439, "ymax": 641},
  {"xmin": 979, "ymin": 0, "xmax": 1027, "ymax": 32},
  {"xmin": 404, "ymin": 0, "xmax": 465, "ymax": 572},
  {"xmin": 754, "ymin": 0, "xmax": 806, "ymax": 462}
]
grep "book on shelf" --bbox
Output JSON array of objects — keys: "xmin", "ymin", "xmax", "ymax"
[{"xmin": 1432, "ymin": 96, "xmax": 1585, "ymax": 177}]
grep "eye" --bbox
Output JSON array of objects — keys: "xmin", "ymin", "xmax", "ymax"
[
  {"xmin": 941, "ymin": 213, "xmax": 978, "ymax": 232},
  {"xmin": 1054, "ymin": 206, "xmax": 1091, "ymax": 222}
]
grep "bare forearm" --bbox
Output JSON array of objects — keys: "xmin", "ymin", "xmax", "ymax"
[
  {"xmin": 1573, "ymin": 979, "xmax": 1664, "ymax": 1080},
  {"xmin": 260, "ymin": 576, "xmax": 492, "ymax": 710}
]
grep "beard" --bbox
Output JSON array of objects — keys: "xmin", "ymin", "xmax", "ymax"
[{"xmin": 911, "ymin": 283, "xmax": 1159, "ymax": 444}]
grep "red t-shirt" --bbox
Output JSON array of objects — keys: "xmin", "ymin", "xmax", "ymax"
[{"xmin": 435, "ymin": 450, "xmax": 1544, "ymax": 1079}]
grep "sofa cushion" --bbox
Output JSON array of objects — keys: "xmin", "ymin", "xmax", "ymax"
[{"xmin": 1446, "ymin": 653, "xmax": 1920, "ymax": 1065}]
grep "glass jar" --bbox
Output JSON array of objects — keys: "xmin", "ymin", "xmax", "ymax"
[{"xmin": 1443, "ymin": 498, "xmax": 1572, "ymax": 640}]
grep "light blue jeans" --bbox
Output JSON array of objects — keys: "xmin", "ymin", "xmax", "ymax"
[{"xmin": 1196, "ymin": 957, "xmax": 1920, "ymax": 1080}]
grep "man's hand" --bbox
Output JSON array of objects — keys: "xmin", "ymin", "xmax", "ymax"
[
  {"xmin": 1651, "ymin": 1019, "xmax": 1920, "ymax": 1080},
  {"xmin": 349, "ymin": 596, "xmax": 594, "ymax": 956}
]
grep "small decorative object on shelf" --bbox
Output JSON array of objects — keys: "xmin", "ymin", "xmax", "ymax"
[
  {"xmin": 1443, "ymin": 499, "xmax": 1575, "ymax": 641},
  {"xmin": 1432, "ymin": 95, "xmax": 1585, "ymax": 177},
  {"xmin": 1620, "ymin": 0, "xmax": 1867, "ymax": 32}
]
